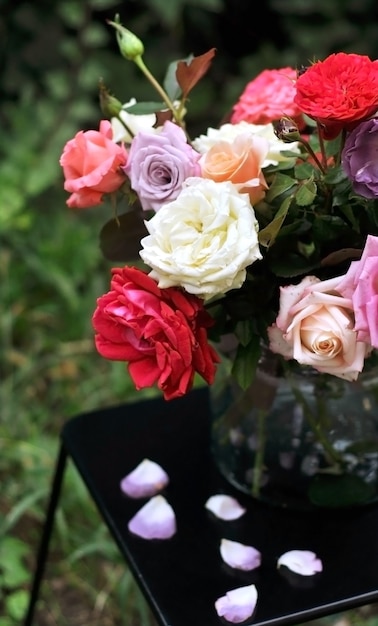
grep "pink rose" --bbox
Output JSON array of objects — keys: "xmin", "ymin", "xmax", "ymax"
[
  {"xmin": 267, "ymin": 275, "xmax": 369, "ymax": 381},
  {"xmin": 60, "ymin": 120, "xmax": 128, "ymax": 208},
  {"xmin": 199, "ymin": 134, "xmax": 269, "ymax": 205},
  {"xmin": 123, "ymin": 120, "xmax": 201, "ymax": 212},
  {"xmin": 92, "ymin": 266, "xmax": 220, "ymax": 400},
  {"xmin": 337, "ymin": 235, "xmax": 378, "ymax": 348},
  {"xmin": 230, "ymin": 67, "xmax": 304, "ymax": 127}
]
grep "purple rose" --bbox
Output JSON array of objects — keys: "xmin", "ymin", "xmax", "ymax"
[
  {"xmin": 341, "ymin": 118, "xmax": 378, "ymax": 199},
  {"xmin": 123, "ymin": 120, "xmax": 201, "ymax": 212}
]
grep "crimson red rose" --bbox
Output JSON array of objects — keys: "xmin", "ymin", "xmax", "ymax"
[
  {"xmin": 295, "ymin": 53, "xmax": 378, "ymax": 139},
  {"xmin": 92, "ymin": 266, "xmax": 220, "ymax": 400}
]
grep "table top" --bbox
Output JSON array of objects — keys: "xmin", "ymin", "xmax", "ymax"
[{"xmin": 61, "ymin": 386, "xmax": 378, "ymax": 626}]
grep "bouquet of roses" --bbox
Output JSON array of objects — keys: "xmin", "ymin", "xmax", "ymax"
[{"xmin": 60, "ymin": 18, "xmax": 378, "ymax": 401}]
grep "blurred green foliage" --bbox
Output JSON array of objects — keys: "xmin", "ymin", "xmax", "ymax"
[{"xmin": 1, "ymin": 0, "xmax": 378, "ymax": 623}]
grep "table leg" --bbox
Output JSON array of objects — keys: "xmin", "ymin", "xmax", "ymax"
[{"xmin": 23, "ymin": 442, "xmax": 68, "ymax": 626}]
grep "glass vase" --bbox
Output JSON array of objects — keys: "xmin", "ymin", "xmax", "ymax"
[{"xmin": 210, "ymin": 344, "xmax": 378, "ymax": 510}]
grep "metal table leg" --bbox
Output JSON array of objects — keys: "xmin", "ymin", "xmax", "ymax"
[{"xmin": 23, "ymin": 443, "xmax": 68, "ymax": 626}]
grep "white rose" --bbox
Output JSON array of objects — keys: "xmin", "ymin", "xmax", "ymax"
[
  {"xmin": 139, "ymin": 177, "xmax": 262, "ymax": 301},
  {"xmin": 111, "ymin": 99, "xmax": 184, "ymax": 144},
  {"xmin": 192, "ymin": 121, "xmax": 299, "ymax": 167},
  {"xmin": 111, "ymin": 98, "xmax": 158, "ymax": 143}
]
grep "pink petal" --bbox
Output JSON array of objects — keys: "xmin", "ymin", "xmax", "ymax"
[
  {"xmin": 205, "ymin": 495, "xmax": 246, "ymax": 520},
  {"xmin": 215, "ymin": 584, "xmax": 258, "ymax": 623},
  {"xmin": 127, "ymin": 495, "xmax": 177, "ymax": 539},
  {"xmin": 277, "ymin": 550, "xmax": 323, "ymax": 576},
  {"xmin": 120, "ymin": 458, "xmax": 169, "ymax": 498},
  {"xmin": 220, "ymin": 538, "xmax": 261, "ymax": 571}
]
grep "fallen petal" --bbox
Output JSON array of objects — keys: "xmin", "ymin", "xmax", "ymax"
[
  {"xmin": 120, "ymin": 458, "xmax": 169, "ymax": 498},
  {"xmin": 277, "ymin": 550, "xmax": 323, "ymax": 576},
  {"xmin": 205, "ymin": 495, "xmax": 246, "ymax": 520},
  {"xmin": 128, "ymin": 495, "xmax": 176, "ymax": 539},
  {"xmin": 220, "ymin": 538, "xmax": 261, "ymax": 571},
  {"xmin": 215, "ymin": 584, "xmax": 258, "ymax": 623}
]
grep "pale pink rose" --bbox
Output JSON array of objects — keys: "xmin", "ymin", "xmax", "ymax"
[
  {"xmin": 336, "ymin": 235, "xmax": 378, "ymax": 348},
  {"xmin": 123, "ymin": 120, "xmax": 201, "ymax": 212},
  {"xmin": 198, "ymin": 133, "xmax": 269, "ymax": 205},
  {"xmin": 267, "ymin": 275, "xmax": 369, "ymax": 381},
  {"xmin": 231, "ymin": 67, "xmax": 304, "ymax": 128},
  {"xmin": 60, "ymin": 120, "xmax": 128, "ymax": 208}
]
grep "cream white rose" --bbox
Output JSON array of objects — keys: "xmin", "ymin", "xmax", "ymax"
[
  {"xmin": 111, "ymin": 99, "xmax": 184, "ymax": 144},
  {"xmin": 111, "ymin": 98, "xmax": 158, "ymax": 143},
  {"xmin": 267, "ymin": 275, "xmax": 370, "ymax": 381},
  {"xmin": 192, "ymin": 121, "xmax": 299, "ymax": 167},
  {"xmin": 139, "ymin": 177, "xmax": 262, "ymax": 300}
]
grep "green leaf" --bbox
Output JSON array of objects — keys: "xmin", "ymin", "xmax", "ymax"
[
  {"xmin": 265, "ymin": 173, "xmax": 297, "ymax": 202},
  {"xmin": 163, "ymin": 57, "xmax": 193, "ymax": 101},
  {"xmin": 122, "ymin": 101, "xmax": 167, "ymax": 114},
  {"xmin": 231, "ymin": 336, "xmax": 261, "ymax": 390},
  {"xmin": 295, "ymin": 179, "xmax": 317, "ymax": 206},
  {"xmin": 99, "ymin": 210, "xmax": 149, "ymax": 262},
  {"xmin": 308, "ymin": 474, "xmax": 376, "ymax": 507},
  {"xmin": 346, "ymin": 440, "xmax": 378, "ymax": 455},
  {"xmin": 294, "ymin": 162, "xmax": 316, "ymax": 179},
  {"xmin": 324, "ymin": 164, "xmax": 348, "ymax": 185},
  {"xmin": 258, "ymin": 195, "xmax": 292, "ymax": 247},
  {"xmin": 234, "ymin": 320, "xmax": 256, "ymax": 347}
]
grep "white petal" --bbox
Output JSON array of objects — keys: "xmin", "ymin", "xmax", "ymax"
[
  {"xmin": 277, "ymin": 550, "xmax": 323, "ymax": 576},
  {"xmin": 215, "ymin": 584, "xmax": 258, "ymax": 623},
  {"xmin": 220, "ymin": 538, "xmax": 261, "ymax": 571},
  {"xmin": 205, "ymin": 495, "xmax": 246, "ymax": 520},
  {"xmin": 120, "ymin": 458, "xmax": 169, "ymax": 498},
  {"xmin": 127, "ymin": 495, "xmax": 176, "ymax": 539}
]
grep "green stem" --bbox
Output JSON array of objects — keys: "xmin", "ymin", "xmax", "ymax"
[
  {"xmin": 133, "ymin": 56, "xmax": 182, "ymax": 125},
  {"xmin": 252, "ymin": 409, "xmax": 267, "ymax": 498},
  {"xmin": 299, "ymin": 136, "xmax": 327, "ymax": 174},
  {"xmin": 287, "ymin": 373, "xmax": 345, "ymax": 468}
]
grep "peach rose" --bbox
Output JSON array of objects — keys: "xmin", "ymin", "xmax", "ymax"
[
  {"xmin": 198, "ymin": 134, "xmax": 269, "ymax": 205},
  {"xmin": 60, "ymin": 120, "xmax": 128, "ymax": 208},
  {"xmin": 267, "ymin": 275, "xmax": 369, "ymax": 381}
]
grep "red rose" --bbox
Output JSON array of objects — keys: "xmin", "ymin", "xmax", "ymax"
[
  {"xmin": 295, "ymin": 53, "xmax": 378, "ymax": 139},
  {"xmin": 92, "ymin": 266, "xmax": 220, "ymax": 400}
]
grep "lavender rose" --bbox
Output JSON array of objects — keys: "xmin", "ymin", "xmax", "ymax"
[
  {"xmin": 341, "ymin": 118, "xmax": 378, "ymax": 199},
  {"xmin": 123, "ymin": 120, "xmax": 201, "ymax": 212}
]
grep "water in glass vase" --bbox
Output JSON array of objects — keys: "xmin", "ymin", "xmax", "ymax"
[{"xmin": 210, "ymin": 347, "xmax": 378, "ymax": 510}]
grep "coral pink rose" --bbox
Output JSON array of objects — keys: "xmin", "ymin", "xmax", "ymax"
[
  {"xmin": 337, "ymin": 235, "xmax": 378, "ymax": 348},
  {"xmin": 198, "ymin": 134, "xmax": 269, "ymax": 205},
  {"xmin": 60, "ymin": 120, "xmax": 128, "ymax": 208},
  {"xmin": 267, "ymin": 275, "xmax": 369, "ymax": 381},
  {"xmin": 230, "ymin": 67, "xmax": 304, "ymax": 128},
  {"xmin": 92, "ymin": 266, "xmax": 220, "ymax": 400}
]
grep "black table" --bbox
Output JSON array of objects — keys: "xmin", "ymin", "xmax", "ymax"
[{"xmin": 24, "ymin": 386, "xmax": 378, "ymax": 626}]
